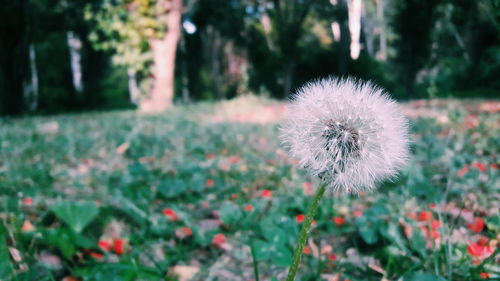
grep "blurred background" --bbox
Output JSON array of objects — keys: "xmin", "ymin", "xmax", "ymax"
[{"xmin": 1, "ymin": 0, "xmax": 499, "ymax": 115}]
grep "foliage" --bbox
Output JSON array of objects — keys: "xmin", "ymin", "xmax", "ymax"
[
  {"xmin": 86, "ymin": 0, "xmax": 166, "ymax": 74},
  {"xmin": 0, "ymin": 98, "xmax": 498, "ymax": 280}
]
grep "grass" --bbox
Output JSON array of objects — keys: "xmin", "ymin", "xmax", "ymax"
[{"xmin": 0, "ymin": 96, "xmax": 498, "ymax": 281}]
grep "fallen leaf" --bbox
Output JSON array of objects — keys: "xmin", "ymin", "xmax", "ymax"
[
  {"xmin": 116, "ymin": 142, "xmax": 130, "ymax": 154},
  {"xmin": 170, "ymin": 265, "xmax": 200, "ymax": 281},
  {"xmin": 21, "ymin": 220, "xmax": 35, "ymax": 232},
  {"xmin": 8, "ymin": 247, "xmax": 22, "ymax": 262}
]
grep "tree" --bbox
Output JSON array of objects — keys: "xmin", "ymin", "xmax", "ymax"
[
  {"xmin": 270, "ymin": 0, "xmax": 319, "ymax": 97},
  {"xmin": 0, "ymin": 0, "xmax": 30, "ymax": 115},
  {"xmin": 87, "ymin": 0, "xmax": 182, "ymax": 113},
  {"xmin": 392, "ymin": 0, "xmax": 441, "ymax": 97}
]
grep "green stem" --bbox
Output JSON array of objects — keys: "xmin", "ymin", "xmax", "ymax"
[
  {"xmin": 250, "ymin": 241, "xmax": 260, "ymax": 281},
  {"xmin": 286, "ymin": 182, "xmax": 327, "ymax": 281}
]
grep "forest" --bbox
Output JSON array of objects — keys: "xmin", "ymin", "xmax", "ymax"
[{"xmin": 1, "ymin": 0, "xmax": 499, "ymax": 115}]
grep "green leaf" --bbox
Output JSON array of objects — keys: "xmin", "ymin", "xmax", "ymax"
[
  {"xmin": 158, "ymin": 178, "xmax": 188, "ymax": 198},
  {"xmin": 262, "ymin": 225, "xmax": 290, "ymax": 246},
  {"xmin": 42, "ymin": 228, "xmax": 77, "ymax": 259},
  {"xmin": 359, "ymin": 223, "xmax": 379, "ymax": 244},
  {"xmin": 486, "ymin": 215, "xmax": 500, "ymax": 231},
  {"xmin": 51, "ymin": 201, "xmax": 99, "ymax": 233},
  {"xmin": 270, "ymin": 245, "xmax": 293, "ymax": 267},
  {"xmin": 187, "ymin": 173, "xmax": 205, "ymax": 192},
  {"xmin": 252, "ymin": 240, "xmax": 271, "ymax": 261},
  {"xmin": 380, "ymin": 223, "xmax": 408, "ymax": 253},
  {"xmin": 409, "ymin": 230, "xmax": 427, "ymax": 258},
  {"xmin": 402, "ymin": 272, "xmax": 448, "ymax": 281},
  {"xmin": 219, "ymin": 202, "xmax": 242, "ymax": 225},
  {"xmin": 0, "ymin": 225, "xmax": 13, "ymax": 279}
]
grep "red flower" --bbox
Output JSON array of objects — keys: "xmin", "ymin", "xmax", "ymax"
[
  {"xmin": 205, "ymin": 179, "xmax": 214, "ymax": 188},
  {"xmin": 471, "ymin": 162, "xmax": 487, "ymax": 173},
  {"xmin": 89, "ymin": 252, "xmax": 103, "ymax": 260},
  {"xmin": 260, "ymin": 189, "xmax": 272, "ymax": 198},
  {"xmin": 244, "ymin": 204, "xmax": 254, "ymax": 212},
  {"xmin": 457, "ymin": 166, "xmax": 469, "ymax": 177},
  {"xmin": 182, "ymin": 227, "xmax": 192, "ymax": 236},
  {"xmin": 332, "ymin": 217, "xmax": 345, "ymax": 225},
  {"xmin": 303, "ymin": 246, "xmax": 311, "ymax": 254},
  {"xmin": 98, "ymin": 240, "xmax": 112, "ymax": 251},
  {"xmin": 491, "ymin": 163, "xmax": 498, "ymax": 169},
  {"xmin": 421, "ymin": 226, "xmax": 440, "ymax": 245},
  {"xmin": 468, "ymin": 217, "xmax": 485, "ymax": 233},
  {"xmin": 418, "ymin": 211, "xmax": 433, "ymax": 222},
  {"xmin": 212, "ymin": 233, "xmax": 226, "ymax": 247},
  {"xmin": 23, "ymin": 198, "xmax": 33, "ymax": 205},
  {"xmin": 228, "ymin": 155, "xmax": 240, "ymax": 164},
  {"xmin": 205, "ymin": 154, "xmax": 216, "ymax": 160},
  {"xmin": 430, "ymin": 220, "xmax": 441, "ymax": 230},
  {"xmin": 162, "ymin": 208, "xmax": 179, "ymax": 221},
  {"xmin": 431, "ymin": 229, "xmax": 440, "ymax": 239},
  {"xmin": 480, "ymin": 272, "xmax": 490, "ymax": 279},
  {"xmin": 407, "ymin": 212, "xmax": 418, "ymax": 220},
  {"xmin": 353, "ymin": 210, "xmax": 363, "ymax": 218},
  {"xmin": 329, "ymin": 253, "xmax": 337, "ymax": 261},
  {"xmin": 230, "ymin": 193, "xmax": 239, "ymax": 199},
  {"xmin": 467, "ymin": 242, "xmax": 494, "ymax": 259},
  {"xmin": 428, "ymin": 203, "xmax": 436, "ymax": 209},
  {"xmin": 296, "ymin": 214, "xmax": 305, "ymax": 223},
  {"xmin": 113, "ymin": 239, "xmax": 124, "ymax": 255},
  {"xmin": 478, "ymin": 237, "xmax": 489, "ymax": 246}
]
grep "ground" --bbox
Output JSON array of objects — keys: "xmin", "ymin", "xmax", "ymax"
[{"xmin": 0, "ymin": 96, "xmax": 499, "ymax": 281}]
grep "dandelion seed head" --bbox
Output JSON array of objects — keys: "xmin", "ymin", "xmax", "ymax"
[{"xmin": 280, "ymin": 77, "xmax": 409, "ymax": 193}]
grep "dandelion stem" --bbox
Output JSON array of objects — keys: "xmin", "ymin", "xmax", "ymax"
[
  {"xmin": 250, "ymin": 241, "xmax": 260, "ymax": 281},
  {"xmin": 286, "ymin": 182, "xmax": 327, "ymax": 281}
]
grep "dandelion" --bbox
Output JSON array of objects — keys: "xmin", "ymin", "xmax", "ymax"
[
  {"xmin": 280, "ymin": 77, "xmax": 409, "ymax": 281},
  {"xmin": 281, "ymin": 77, "xmax": 409, "ymax": 193}
]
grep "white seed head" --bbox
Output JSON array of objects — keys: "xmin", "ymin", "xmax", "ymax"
[{"xmin": 280, "ymin": 77, "xmax": 410, "ymax": 193}]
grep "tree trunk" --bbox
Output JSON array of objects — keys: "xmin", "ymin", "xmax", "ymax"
[
  {"xmin": 0, "ymin": 0, "xmax": 28, "ymax": 115},
  {"xmin": 376, "ymin": 0, "xmax": 387, "ymax": 60},
  {"xmin": 24, "ymin": 43, "xmax": 38, "ymax": 112},
  {"xmin": 337, "ymin": 0, "xmax": 351, "ymax": 75},
  {"xmin": 348, "ymin": 0, "xmax": 362, "ymax": 60},
  {"xmin": 140, "ymin": 0, "xmax": 182, "ymax": 113},
  {"xmin": 127, "ymin": 68, "xmax": 140, "ymax": 105},
  {"xmin": 283, "ymin": 60, "xmax": 295, "ymax": 97},
  {"xmin": 67, "ymin": 31, "xmax": 84, "ymax": 98}
]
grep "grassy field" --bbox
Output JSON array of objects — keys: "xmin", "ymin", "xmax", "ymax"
[{"xmin": 0, "ymin": 97, "xmax": 499, "ymax": 281}]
